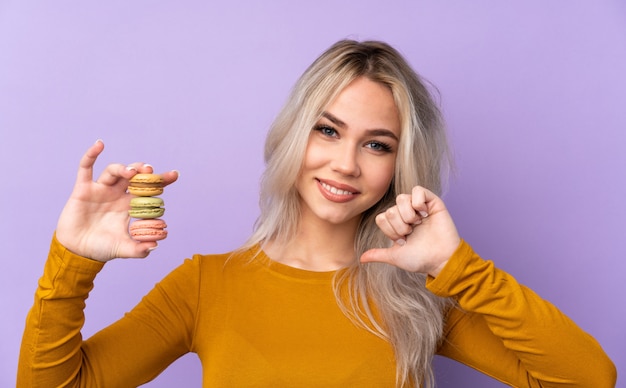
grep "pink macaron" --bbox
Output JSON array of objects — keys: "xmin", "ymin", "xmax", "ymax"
[{"xmin": 129, "ymin": 219, "xmax": 168, "ymax": 242}]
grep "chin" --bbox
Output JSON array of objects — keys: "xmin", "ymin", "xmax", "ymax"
[{"xmin": 317, "ymin": 211, "xmax": 361, "ymax": 226}]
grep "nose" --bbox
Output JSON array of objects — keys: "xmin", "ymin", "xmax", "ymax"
[{"xmin": 330, "ymin": 144, "xmax": 361, "ymax": 177}]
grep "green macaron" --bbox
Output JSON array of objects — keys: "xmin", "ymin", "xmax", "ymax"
[{"xmin": 129, "ymin": 196, "xmax": 165, "ymax": 219}]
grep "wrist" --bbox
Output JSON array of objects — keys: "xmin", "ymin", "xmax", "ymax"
[
  {"xmin": 428, "ymin": 259, "xmax": 448, "ymax": 278},
  {"xmin": 427, "ymin": 237, "xmax": 462, "ymax": 277}
]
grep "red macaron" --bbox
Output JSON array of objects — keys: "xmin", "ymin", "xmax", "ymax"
[{"xmin": 129, "ymin": 219, "xmax": 168, "ymax": 242}]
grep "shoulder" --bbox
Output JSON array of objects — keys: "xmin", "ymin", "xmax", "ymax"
[
  {"xmin": 183, "ymin": 245, "xmax": 262, "ymax": 283},
  {"xmin": 155, "ymin": 246, "xmax": 260, "ymax": 301}
]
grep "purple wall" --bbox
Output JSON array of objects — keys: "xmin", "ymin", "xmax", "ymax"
[{"xmin": 1, "ymin": 2, "xmax": 624, "ymax": 386}]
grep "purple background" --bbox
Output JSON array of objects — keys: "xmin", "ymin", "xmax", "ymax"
[{"xmin": 1, "ymin": 1, "xmax": 624, "ymax": 386}]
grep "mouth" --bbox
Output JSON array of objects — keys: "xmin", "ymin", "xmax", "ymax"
[
  {"xmin": 320, "ymin": 181, "xmax": 355, "ymax": 196},
  {"xmin": 316, "ymin": 179, "xmax": 360, "ymax": 202}
]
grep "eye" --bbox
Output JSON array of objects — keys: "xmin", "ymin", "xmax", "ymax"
[
  {"xmin": 365, "ymin": 140, "xmax": 393, "ymax": 153},
  {"xmin": 314, "ymin": 124, "xmax": 338, "ymax": 138}
]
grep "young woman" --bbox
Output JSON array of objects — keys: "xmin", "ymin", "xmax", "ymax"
[{"xmin": 18, "ymin": 40, "xmax": 615, "ymax": 387}]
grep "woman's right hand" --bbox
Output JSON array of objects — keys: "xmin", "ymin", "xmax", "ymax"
[{"xmin": 55, "ymin": 140, "xmax": 179, "ymax": 262}]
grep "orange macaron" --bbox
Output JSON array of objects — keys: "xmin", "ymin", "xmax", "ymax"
[{"xmin": 128, "ymin": 173, "xmax": 164, "ymax": 197}]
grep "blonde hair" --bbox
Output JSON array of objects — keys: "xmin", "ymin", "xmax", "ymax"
[{"xmin": 243, "ymin": 40, "xmax": 453, "ymax": 387}]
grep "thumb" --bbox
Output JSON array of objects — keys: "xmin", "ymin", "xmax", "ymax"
[
  {"xmin": 360, "ymin": 247, "xmax": 394, "ymax": 265},
  {"xmin": 118, "ymin": 240, "xmax": 160, "ymax": 259}
]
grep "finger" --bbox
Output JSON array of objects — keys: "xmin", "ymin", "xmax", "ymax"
[
  {"xmin": 98, "ymin": 160, "xmax": 163, "ymax": 187},
  {"xmin": 127, "ymin": 165, "xmax": 178, "ymax": 186},
  {"xmin": 396, "ymin": 193, "xmax": 421, "ymax": 225},
  {"xmin": 96, "ymin": 163, "xmax": 137, "ymax": 186},
  {"xmin": 125, "ymin": 242, "xmax": 159, "ymax": 259},
  {"xmin": 383, "ymin": 206, "xmax": 414, "ymax": 237},
  {"xmin": 112, "ymin": 234, "xmax": 163, "ymax": 259},
  {"xmin": 375, "ymin": 212, "xmax": 407, "ymax": 242},
  {"xmin": 76, "ymin": 140, "xmax": 105, "ymax": 184},
  {"xmin": 161, "ymin": 170, "xmax": 180, "ymax": 187},
  {"xmin": 137, "ymin": 163, "xmax": 154, "ymax": 174},
  {"xmin": 411, "ymin": 186, "xmax": 437, "ymax": 218},
  {"xmin": 360, "ymin": 247, "xmax": 394, "ymax": 265},
  {"xmin": 98, "ymin": 164, "xmax": 178, "ymax": 190}
]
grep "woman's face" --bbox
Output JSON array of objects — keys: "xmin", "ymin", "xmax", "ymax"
[{"xmin": 296, "ymin": 76, "xmax": 401, "ymax": 229}]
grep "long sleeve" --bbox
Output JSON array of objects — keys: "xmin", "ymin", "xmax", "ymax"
[
  {"xmin": 17, "ymin": 235, "xmax": 199, "ymax": 387},
  {"xmin": 429, "ymin": 240, "xmax": 616, "ymax": 387}
]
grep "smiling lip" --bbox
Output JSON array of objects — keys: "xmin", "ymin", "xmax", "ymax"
[{"xmin": 316, "ymin": 179, "xmax": 359, "ymax": 203}]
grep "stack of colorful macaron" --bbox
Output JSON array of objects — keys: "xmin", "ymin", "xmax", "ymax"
[{"xmin": 127, "ymin": 173, "xmax": 168, "ymax": 242}]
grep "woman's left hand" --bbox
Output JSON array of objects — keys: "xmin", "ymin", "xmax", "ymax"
[{"xmin": 360, "ymin": 186, "xmax": 461, "ymax": 277}]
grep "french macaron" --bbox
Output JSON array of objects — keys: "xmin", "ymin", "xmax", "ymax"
[
  {"xmin": 129, "ymin": 196, "xmax": 165, "ymax": 219},
  {"xmin": 129, "ymin": 219, "xmax": 168, "ymax": 242},
  {"xmin": 128, "ymin": 173, "xmax": 164, "ymax": 197}
]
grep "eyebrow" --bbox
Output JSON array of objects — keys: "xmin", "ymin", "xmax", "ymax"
[{"xmin": 321, "ymin": 111, "xmax": 399, "ymax": 142}]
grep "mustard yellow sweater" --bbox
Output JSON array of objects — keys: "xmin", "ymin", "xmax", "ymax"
[{"xmin": 17, "ymin": 236, "xmax": 616, "ymax": 387}]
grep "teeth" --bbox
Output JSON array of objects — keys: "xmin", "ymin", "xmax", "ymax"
[{"xmin": 321, "ymin": 182, "xmax": 353, "ymax": 195}]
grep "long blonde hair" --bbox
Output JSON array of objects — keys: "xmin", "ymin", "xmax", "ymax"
[{"xmin": 243, "ymin": 40, "xmax": 453, "ymax": 387}]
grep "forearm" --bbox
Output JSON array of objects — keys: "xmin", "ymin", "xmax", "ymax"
[
  {"xmin": 429, "ymin": 240, "xmax": 616, "ymax": 387},
  {"xmin": 17, "ymin": 235, "xmax": 104, "ymax": 387}
]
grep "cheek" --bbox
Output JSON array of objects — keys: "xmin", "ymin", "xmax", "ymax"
[
  {"xmin": 366, "ymin": 158, "xmax": 396, "ymax": 193},
  {"xmin": 301, "ymin": 141, "xmax": 326, "ymax": 170}
]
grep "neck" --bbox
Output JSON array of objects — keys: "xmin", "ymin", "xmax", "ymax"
[{"xmin": 264, "ymin": 215, "xmax": 360, "ymax": 272}]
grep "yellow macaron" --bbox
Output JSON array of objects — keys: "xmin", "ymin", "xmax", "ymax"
[{"xmin": 128, "ymin": 173, "xmax": 164, "ymax": 197}]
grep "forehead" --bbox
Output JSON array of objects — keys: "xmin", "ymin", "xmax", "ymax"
[{"xmin": 324, "ymin": 77, "xmax": 401, "ymax": 136}]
